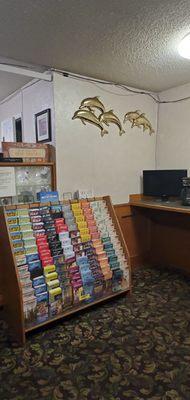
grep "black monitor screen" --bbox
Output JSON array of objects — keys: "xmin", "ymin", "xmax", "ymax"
[{"xmin": 143, "ymin": 169, "xmax": 187, "ymax": 197}]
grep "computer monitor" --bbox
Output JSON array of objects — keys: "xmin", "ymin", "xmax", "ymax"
[{"xmin": 143, "ymin": 169, "xmax": 187, "ymax": 201}]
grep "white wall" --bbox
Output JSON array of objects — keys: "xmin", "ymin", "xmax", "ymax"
[
  {"xmin": 53, "ymin": 73, "xmax": 157, "ymax": 204},
  {"xmin": 22, "ymin": 80, "xmax": 55, "ymax": 144},
  {"xmin": 0, "ymin": 80, "xmax": 55, "ymax": 147},
  {"xmin": 0, "ymin": 92, "xmax": 22, "ymax": 122},
  {"xmin": 156, "ymin": 83, "xmax": 190, "ymax": 171}
]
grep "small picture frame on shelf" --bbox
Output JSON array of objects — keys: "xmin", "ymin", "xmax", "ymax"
[{"xmin": 35, "ymin": 109, "xmax": 51, "ymax": 143}]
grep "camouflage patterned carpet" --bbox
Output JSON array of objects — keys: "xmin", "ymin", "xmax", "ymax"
[{"xmin": 1, "ymin": 266, "xmax": 190, "ymax": 400}]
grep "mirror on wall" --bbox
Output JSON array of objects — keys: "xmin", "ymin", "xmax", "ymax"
[
  {"xmin": 15, "ymin": 117, "xmax": 22, "ymax": 142},
  {"xmin": 0, "ymin": 60, "xmax": 54, "ymax": 152},
  {"xmin": 1, "ymin": 116, "xmax": 23, "ymax": 144}
]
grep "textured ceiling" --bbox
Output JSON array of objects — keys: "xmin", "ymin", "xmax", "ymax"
[{"xmin": 0, "ymin": 0, "xmax": 190, "ymax": 91}]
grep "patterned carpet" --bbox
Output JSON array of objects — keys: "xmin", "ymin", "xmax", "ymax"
[{"xmin": 1, "ymin": 266, "xmax": 190, "ymax": 400}]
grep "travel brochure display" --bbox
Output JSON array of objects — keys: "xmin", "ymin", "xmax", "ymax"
[{"xmin": 0, "ymin": 194, "xmax": 131, "ymax": 343}]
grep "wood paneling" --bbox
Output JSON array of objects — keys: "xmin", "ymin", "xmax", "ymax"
[
  {"xmin": 0, "ymin": 252, "xmax": 5, "ymax": 307},
  {"xmin": 114, "ymin": 203, "xmax": 150, "ymax": 268},
  {"xmin": 0, "ymin": 294, "xmax": 4, "ymax": 306},
  {"xmin": 149, "ymin": 210, "xmax": 190, "ymax": 274},
  {"xmin": 125, "ymin": 194, "xmax": 190, "ymax": 275}
]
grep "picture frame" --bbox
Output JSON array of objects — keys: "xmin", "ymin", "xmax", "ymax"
[{"xmin": 35, "ymin": 109, "xmax": 51, "ymax": 143}]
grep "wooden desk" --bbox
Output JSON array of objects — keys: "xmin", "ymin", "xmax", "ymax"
[{"xmin": 125, "ymin": 194, "xmax": 190, "ymax": 274}]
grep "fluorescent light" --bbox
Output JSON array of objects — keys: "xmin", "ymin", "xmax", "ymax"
[{"xmin": 178, "ymin": 34, "xmax": 190, "ymax": 59}]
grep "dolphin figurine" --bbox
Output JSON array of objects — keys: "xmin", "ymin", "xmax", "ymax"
[
  {"xmin": 123, "ymin": 110, "xmax": 141, "ymax": 124},
  {"xmin": 132, "ymin": 113, "xmax": 154, "ymax": 135},
  {"xmin": 99, "ymin": 110, "xmax": 125, "ymax": 136},
  {"xmin": 72, "ymin": 109, "xmax": 108, "ymax": 137},
  {"xmin": 79, "ymin": 96, "xmax": 105, "ymax": 114}
]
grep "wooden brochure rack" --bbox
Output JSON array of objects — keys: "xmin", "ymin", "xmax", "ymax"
[{"xmin": 0, "ymin": 196, "xmax": 131, "ymax": 345}]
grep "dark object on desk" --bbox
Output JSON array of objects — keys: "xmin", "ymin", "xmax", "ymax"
[
  {"xmin": 0, "ymin": 158, "xmax": 23, "ymax": 163},
  {"xmin": 143, "ymin": 169, "xmax": 187, "ymax": 201},
  {"xmin": 0, "ymin": 153, "xmax": 23, "ymax": 162},
  {"xmin": 181, "ymin": 177, "xmax": 190, "ymax": 206}
]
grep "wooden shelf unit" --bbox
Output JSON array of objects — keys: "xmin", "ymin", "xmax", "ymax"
[
  {"xmin": 0, "ymin": 196, "xmax": 131, "ymax": 345},
  {"xmin": 0, "ymin": 161, "xmax": 56, "ymax": 197}
]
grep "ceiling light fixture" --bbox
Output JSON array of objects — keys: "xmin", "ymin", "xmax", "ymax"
[{"xmin": 178, "ymin": 34, "xmax": 190, "ymax": 59}]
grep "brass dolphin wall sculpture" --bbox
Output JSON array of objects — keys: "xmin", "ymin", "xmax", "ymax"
[
  {"xmin": 124, "ymin": 110, "xmax": 141, "ymax": 124},
  {"xmin": 99, "ymin": 110, "xmax": 125, "ymax": 136},
  {"xmin": 124, "ymin": 110, "xmax": 154, "ymax": 135},
  {"xmin": 132, "ymin": 113, "xmax": 155, "ymax": 135},
  {"xmin": 79, "ymin": 96, "xmax": 105, "ymax": 114},
  {"xmin": 72, "ymin": 96, "xmax": 125, "ymax": 137},
  {"xmin": 72, "ymin": 97, "xmax": 154, "ymax": 137},
  {"xmin": 72, "ymin": 109, "xmax": 108, "ymax": 137}
]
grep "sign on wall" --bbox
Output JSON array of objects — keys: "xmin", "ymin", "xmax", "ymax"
[
  {"xmin": 1, "ymin": 118, "xmax": 15, "ymax": 142},
  {"xmin": 0, "ymin": 167, "xmax": 16, "ymax": 197}
]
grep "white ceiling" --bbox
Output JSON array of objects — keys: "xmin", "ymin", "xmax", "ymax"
[{"xmin": 0, "ymin": 0, "xmax": 190, "ymax": 92}]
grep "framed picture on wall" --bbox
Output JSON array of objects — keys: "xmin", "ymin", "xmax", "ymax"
[{"xmin": 35, "ymin": 109, "xmax": 51, "ymax": 143}]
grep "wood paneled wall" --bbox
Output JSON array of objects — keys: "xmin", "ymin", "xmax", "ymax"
[
  {"xmin": 114, "ymin": 203, "xmax": 150, "ymax": 269},
  {"xmin": 0, "ymin": 253, "xmax": 4, "ymax": 308}
]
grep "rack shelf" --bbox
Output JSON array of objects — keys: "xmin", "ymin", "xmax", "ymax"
[
  {"xmin": 0, "ymin": 162, "xmax": 55, "ymax": 167},
  {"xmin": 25, "ymin": 288, "xmax": 129, "ymax": 333}
]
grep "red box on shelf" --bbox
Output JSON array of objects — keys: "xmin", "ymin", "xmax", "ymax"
[
  {"xmin": 42, "ymin": 257, "xmax": 54, "ymax": 267},
  {"xmin": 35, "ymin": 231, "xmax": 47, "ymax": 238},
  {"xmin": 56, "ymin": 225, "xmax": 68, "ymax": 233},
  {"xmin": 39, "ymin": 249, "xmax": 51, "ymax": 258},
  {"xmin": 36, "ymin": 237, "xmax": 48, "ymax": 245},
  {"xmin": 38, "ymin": 243, "xmax": 49, "ymax": 251}
]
